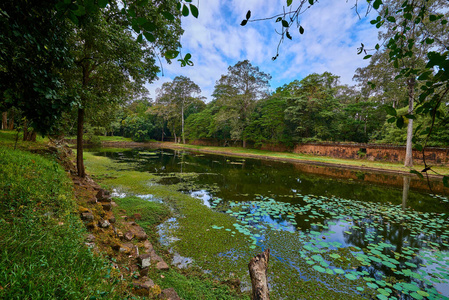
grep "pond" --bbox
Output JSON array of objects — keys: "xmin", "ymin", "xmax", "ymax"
[{"xmin": 92, "ymin": 148, "xmax": 449, "ymax": 300}]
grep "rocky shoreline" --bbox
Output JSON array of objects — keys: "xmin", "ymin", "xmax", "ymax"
[{"xmin": 53, "ymin": 142, "xmax": 181, "ymax": 299}]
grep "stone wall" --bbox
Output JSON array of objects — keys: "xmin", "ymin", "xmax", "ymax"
[{"xmin": 293, "ymin": 143, "xmax": 449, "ymax": 165}]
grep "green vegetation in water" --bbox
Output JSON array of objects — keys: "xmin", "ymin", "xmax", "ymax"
[
  {"xmin": 84, "ymin": 151, "xmax": 251, "ymax": 299},
  {"xmin": 85, "ymin": 149, "xmax": 449, "ymax": 299},
  {"xmin": 0, "ymin": 146, "xmax": 121, "ymax": 299}
]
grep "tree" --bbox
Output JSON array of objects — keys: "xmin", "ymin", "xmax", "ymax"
[
  {"xmin": 241, "ymin": 0, "xmax": 449, "ymax": 184},
  {"xmin": 212, "ymin": 60, "xmax": 271, "ymax": 147},
  {"xmin": 283, "ymin": 72, "xmax": 341, "ymax": 141},
  {"xmin": 0, "ymin": 0, "xmax": 73, "ymax": 134},
  {"xmin": 156, "ymin": 76, "xmax": 202, "ymax": 144}
]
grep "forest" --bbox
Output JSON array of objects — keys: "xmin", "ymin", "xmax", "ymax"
[{"xmin": 1, "ymin": 0, "xmax": 448, "ymax": 172}]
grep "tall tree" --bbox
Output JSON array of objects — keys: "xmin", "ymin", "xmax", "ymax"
[
  {"xmin": 156, "ymin": 76, "xmax": 202, "ymax": 144},
  {"xmin": 65, "ymin": 1, "xmax": 183, "ymax": 177},
  {"xmin": 0, "ymin": 0, "xmax": 72, "ymax": 134},
  {"xmin": 212, "ymin": 60, "xmax": 271, "ymax": 147}
]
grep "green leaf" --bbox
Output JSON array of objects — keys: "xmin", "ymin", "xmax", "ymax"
[
  {"xmin": 165, "ymin": 50, "xmax": 179, "ymax": 59},
  {"xmin": 282, "ymin": 20, "xmax": 289, "ymax": 27},
  {"xmin": 387, "ymin": 117, "xmax": 396, "ymax": 123},
  {"xmin": 161, "ymin": 11, "xmax": 175, "ymax": 21},
  {"xmin": 299, "ymin": 26, "xmax": 304, "ymax": 34},
  {"xmin": 286, "ymin": 31, "xmax": 292, "ymax": 40},
  {"xmin": 136, "ymin": 33, "xmax": 143, "ymax": 43},
  {"xmin": 287, "ymin": 0, "xmax": 293, "ymax": 6},
  {"xmin": 363, "ymin": 55, "xmax": 372, "ymax": 59},
  {"xmin": 385, "ymin": 106, "xmax": 397, "ymax": 116},
  {"xmin": 308, "ymin": 0, "xmax": 314, "ymax": 5},
  {"xmin": 143, "ymin": 32, "xmax": 155, "ymax": 42},
  {"xmin": 410, "ymin": 170, "xmax": 424, "ymax": 179},
  {"xmin": 182, "ymin": 4, "xmax": 189, "ymax": 17},
  {"xmin": 443, "ymin": 176, "xmax": 449, "ymax": 188},
  {"xmin": 184, "ymin": 53, "xmax": 192, "ymax": 60},
  {"xmin": 98, "ymin": 0, "xmax": 108, "ymax": 8},
  {"xmin": 375, "ymin": 43, "xmax": 380, "ymax": 50},
  {"xmin": 373, "ymin": 0, "xmax": 382, "ymax": 10},
  {"xmin": 396, "ymin": 116, "xmax": 404, "ymax": 128},
  {"xmin": 190, "ymin": 4, "xmax": 199, "ymax": 18},
  {"xmin": 246, "ymin": 10, "xmax": 251, "ymax": 20},
  {"xmin": 429, "ymin": 15, "xmax": 437, "ymax": 21},
  {"xmin": 240, "ymin": 20, "xmax": 248, "ymax": 26},
  {"xmin": 387, "ymin": 16, "xmax": 396, "ymax": 22},
  {"xmin": 276, "ymin": 17, "xmax": 282, "ymax": 22}
]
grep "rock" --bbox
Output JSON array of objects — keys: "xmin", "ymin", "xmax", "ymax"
[
  {"xmin": 124, "ymin": 231, "xmax": 134, "ymax": 241},
  {"xmin": 96, "ymin": 189, "xmax": 111, "ymax": 202},
  {"xmin": 143, "ymin": 240, "xmax": 153, "ymax": 253},
  {"xmin": 86, "ymin": 234, "xmax": 96, "ymax": 242},
  {"xmin": 135, "ymin": 230, "xmax": 148, "ymax": 241},
  {"xmin": 133, "ymin": 277, "xmax": 156, "ymax": 296},
  {"xmin": 101, "ymin": 202, "xmax": 112, "ymax": 211},
  {"xmin": 119, "ymin": 246, "xmax": 131, "ymax": 254},
  {"xmin": 150, "ymin": 250, "xmax": 163, "ymax": 262},
  {"xmin": 87, "ymin": 197, "xmax": 97, "ymax": 204},
  {"xmin": 137, "ymin": 254, "xmax": 151, "ymax": 268},
  {"xmin": 108, "ymin": 216, "xmax": 116, "ymax": 224},
  {"xmin": 158, "ymin": 288, "xmax": 181, "ymax": 300},
  {"xmin": 141, "ymin": 278, "xmax": 155, "ymax": 289},
  {"xmin": 98, "ymin": 219, "xmax": 110, "ymax": 228},
  {"xmin": 81, "ymin": 212, "xmax": 94, "ymax": 221},
  {"xmin": 156, "ymin": 261, "xmax": 169, "ymax": 271},
  {"xmin": 140, "ymin": 267, "xmax": 149, "ymax": 277}
]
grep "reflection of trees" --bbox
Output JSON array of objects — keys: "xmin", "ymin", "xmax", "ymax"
[{"xmin": 403, "ymin": 176, "xmax": 411, "ymax": 211}]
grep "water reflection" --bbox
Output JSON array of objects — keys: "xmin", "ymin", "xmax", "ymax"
[{"xmin": 93, "ymin": 148, "xmax": 449, "ymax": 298}]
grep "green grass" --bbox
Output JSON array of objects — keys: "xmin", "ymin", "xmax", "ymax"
[
  {"xmin": 0, "ymin": 130, "xmax": 48, "ymax": 150},
  {"xmin": 0, "ymin": 146, "xmax": 123, "ymax": 299},
  {"xmin": 98, "ymin": 136, "xmax": 133, "ymax": 142}
]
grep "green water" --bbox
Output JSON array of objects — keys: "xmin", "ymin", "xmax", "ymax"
[{"xmin": 94, "ymin": 148, "xmax": 449, "ymax": 299}]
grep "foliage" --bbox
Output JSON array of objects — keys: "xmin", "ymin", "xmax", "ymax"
[
  {"xmin": 156, "ymin": 76, "xmax": 203, "ymax": 143},
  {"xmin": 212, "ymin": 60, "xmax": 272, "ymax": 145},
  {"xmin": 0, "ymin": 0, "xmax": 73, "ymax": 134},
  {"xmin": 0, "ymin": 146, "xmax": 121, "ymax": 299}
]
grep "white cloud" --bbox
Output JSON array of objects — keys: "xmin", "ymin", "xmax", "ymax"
[{"xmin": 146, "ymin": 0, "xmax": 380, "ymax": 102}]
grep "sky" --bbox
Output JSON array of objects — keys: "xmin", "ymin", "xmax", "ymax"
[{"xmin": 146, "ymin": 0, "xmax": 380, "ymax": 102}]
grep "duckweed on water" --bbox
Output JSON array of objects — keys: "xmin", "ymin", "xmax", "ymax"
[{"xmin": 85, "ymin": 149, "xmax": 449, "ymax": 300}]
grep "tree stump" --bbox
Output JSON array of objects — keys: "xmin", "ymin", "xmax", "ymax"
[{"xmin": 248, "ymin": 249, "xmax": 270, "ymax": 300}]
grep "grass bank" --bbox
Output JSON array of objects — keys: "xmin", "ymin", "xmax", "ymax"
[{"xmin": 0, "ymin": 144, "xmax": 123, "ymax": 299}]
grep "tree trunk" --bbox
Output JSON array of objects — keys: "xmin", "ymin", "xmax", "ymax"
[
  {"xmin": 243, "ymin": 139, "xmax": 246, "ymax": 148},
  {"xmin": 181, "ymin": 102, "xmax": 185, "ymax": 144},
  {"xmin": 248, "ymin": 249, "xmax": 270, "ymax": 300},
  {"xmin": 404, "ymin": 77, "xmax": 415, "ymax": 168},
  {"xmin": 23, "ymin": 119, "xmax": 29, "ymax": 141},
  {"xmin": 174, "ymin": 131, "xmax": 177, "ymax": 144},
  {"xmin": 2, "ymin": 112, "xmax": 7, "ymax": 130},
  {"xmin": 77, "ymin": 108, "xmax": 86, "ymax": 177},
  {"xmin": 8, "ymin": 110, "xmax": 14, "ymax": 130}
]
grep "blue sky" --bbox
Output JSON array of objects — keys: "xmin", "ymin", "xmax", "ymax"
[{"xmin": 146, "ymin": 0, "xmax": 380, "ymax": 102}]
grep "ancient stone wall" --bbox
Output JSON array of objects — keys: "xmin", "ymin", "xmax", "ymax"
[{"xmin": 293, "ymin": 143, "xmax": 449, "ymax": 165}]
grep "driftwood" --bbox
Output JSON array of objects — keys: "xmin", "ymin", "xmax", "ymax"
[{"xmin": 248, "ymin": 249, "xmax": 270, "ymax": 300}]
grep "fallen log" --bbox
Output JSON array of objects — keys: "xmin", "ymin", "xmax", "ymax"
[{"xmin": 248, "ymin": 249, "xmax": 270, "ymax": 300}]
